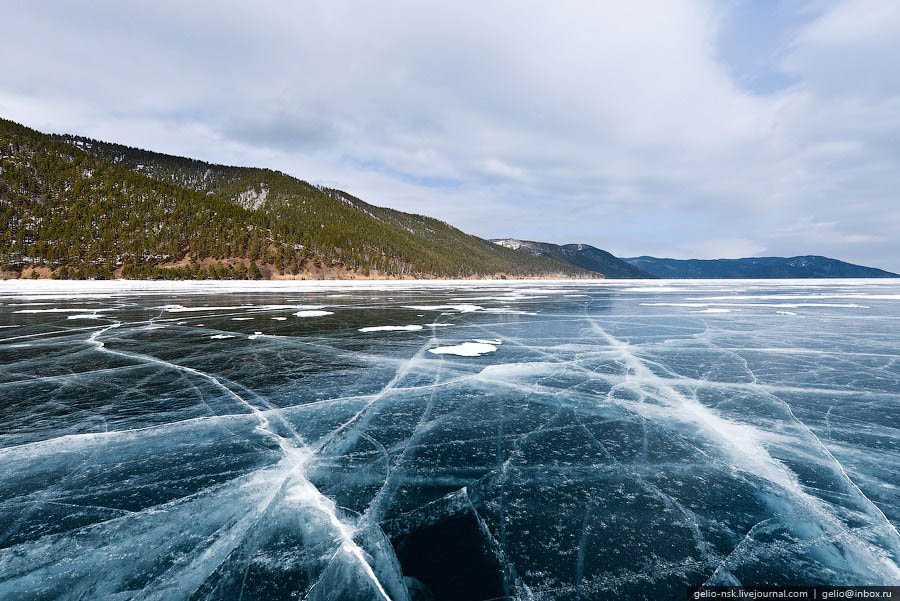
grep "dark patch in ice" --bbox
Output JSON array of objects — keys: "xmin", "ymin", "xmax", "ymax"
[{"xmin": 386, "ymin": 490, "xmax": 512, "ymax": 601}]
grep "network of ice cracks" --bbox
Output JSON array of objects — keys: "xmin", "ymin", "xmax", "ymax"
[{"xmin": 0, "ymin": 279, "xmax": 898, "ymax": 600}]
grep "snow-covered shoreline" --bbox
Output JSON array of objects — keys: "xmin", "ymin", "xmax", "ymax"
[{"xmin": 1, "ymin": 277, "xmax": 898, "ymax": 299}]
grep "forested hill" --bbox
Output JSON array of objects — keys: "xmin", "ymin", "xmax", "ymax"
[
  {"xmin": 56, "ymin": 135, "xmax": 255, "ymax": 195},
  {"xmin": 0, "ymin": 118, "xmax": 591, "ymax": 279},
  {"xmin": 624, "ymin": 255, "xmax": 899, "ymax": 278},
  {"xmin": 492, "ymin": 239, "xmax": 653, "ymax": 278}
]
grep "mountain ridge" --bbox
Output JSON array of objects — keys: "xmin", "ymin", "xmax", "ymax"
[
  {"xmin": 624, "ymin": 255, "xmax": 899, "ymax": 278},
  {"xmin": 4, "ymin": 118, "xmax": 896, "ymax": 280},
  {"xmin": 490, "ymin": 239, "xmax": 898, "ymax": 279},
  {"xmin": 0, "ymin": 118, "xmax": 594, "ymax": 280},
  {"xmin": 492, "ymin": 239, "xmax": 653, "ymax": 278}
]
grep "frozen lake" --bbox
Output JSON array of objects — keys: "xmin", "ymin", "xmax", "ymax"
[{"xmin": 1, "ymin": 279, "xmax": 898, "ymax": 600}]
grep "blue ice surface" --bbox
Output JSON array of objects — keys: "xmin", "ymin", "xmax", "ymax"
[{"xmin": 0, "ymin": 279, "xmax": 898, "ymax": 600}]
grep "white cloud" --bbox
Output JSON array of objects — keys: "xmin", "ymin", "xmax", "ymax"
[
  {"xmin": 479, "ymin": 159, "xmax": 528, "ymax": 183},
  {"xmin": 685, "ymin": 238, "xmax": 769, "ymax": 260},
  {"xmin": 771, "ymin": 218, "xmax": 885, "ymax": 245},
  {"xmin": 0, "ymin": 0, "xmax": 897, "ymax": 271}
]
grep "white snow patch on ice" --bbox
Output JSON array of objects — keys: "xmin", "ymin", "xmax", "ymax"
[
  {"xmin": 161, "ymin": 305, "xmax": 250, "ymax": 313},
  {"xmin": 514, "ymin": 288, "xmax": 574, "ymax": 295},
  {"xmin": 623, "ymin": 286, "xmax": 692, "ymax": 292},
  {"xmin": 429, "ymin": 342, "xmax": 498, "ymax": 356},
  {"xmin": 449, "ymin": 295, "xmax": 545, "ymax": 302},
  {"xmin": 404, "ymin": 304, "xmax": 483, "ymax": 313},
  {"xmin": 687, "ymin": 294, "xmax": 900, "ymax": 301},
  {"xmin": 259, "ymin": 305, "xmax": 325, "ymax": 310},
  {"xmin": 640, "ymin": 303, "xmax": 708, "ymax": 308},
  {"xmin": 16, "ymin": 308, "xmax": 109, "ymax": 314},
  {"xmin": 405, "ymin": 303, "xmax": 534, "ymax": 314},
  {"xmin": 294, "ymin": 310, "xmax": 334, "ymax": 318},
  {"xmin": 642, "ymin": 302, "xmax": 869, "ymax": 309},
  {"xmin": 359, "ymin": 325, "xmax": 423, "ymax": 332}
]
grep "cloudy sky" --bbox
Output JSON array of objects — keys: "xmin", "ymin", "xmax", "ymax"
[{"xmin": 2, "ymin": 1, "xmax": 899, "ymax": 270}]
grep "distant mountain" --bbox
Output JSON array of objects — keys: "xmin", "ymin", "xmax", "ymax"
[
  {"xmin": 492, "ymin": 239, "xmax": 653, "ymax": 278},
  {"xmin": 623, "ymin": 256, "xmax": 899, "ymax": 279},
  {"xmin": 0, "ymin": 118, "xmax": 593, "ymax": 279}
]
